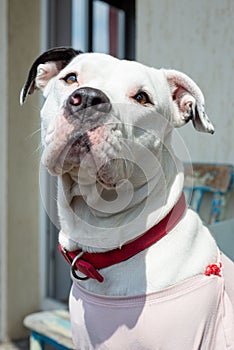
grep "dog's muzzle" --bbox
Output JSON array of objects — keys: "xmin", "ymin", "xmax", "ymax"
[{"xmin": 66, "ymin": 87, "xmax": 111, "ymax": 119}]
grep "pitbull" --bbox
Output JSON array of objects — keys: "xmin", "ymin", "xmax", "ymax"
[{"xmin": 21, "ymin": 47, "xmax": 234, "ymax": 349}]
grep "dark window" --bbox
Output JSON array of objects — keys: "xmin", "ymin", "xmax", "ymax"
[{"xmin": 47, "ymin": 0, "xmax": 135, "ymax": 58}]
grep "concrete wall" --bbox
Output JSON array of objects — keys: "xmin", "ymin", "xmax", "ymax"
[
  {"xmin": 0, "ymin": 0, "xmax": 41, "ymax": 341},
  {"xmin": 136, "ymin": 0, "xmax": 234, "ymax": 220},
  {"xmin": 0, "ymin": 0, "xmax": 8, "ymax": 342},
  {"xmin": 136, "ymin": 0, "xmax": 234, "ymax": 165}
]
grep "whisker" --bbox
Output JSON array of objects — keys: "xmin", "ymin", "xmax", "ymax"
[
  {"xmin": 32, "ymin": 143, "xmax": 43, "ymax": 156},
  {"xmin": 27, "ymin": 127, "xmax": 41, "ymax": 140}
]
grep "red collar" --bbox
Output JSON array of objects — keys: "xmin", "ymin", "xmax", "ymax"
[{"xmin": 59, "ymin": 193, "xmax": 186, "ymax": 283}]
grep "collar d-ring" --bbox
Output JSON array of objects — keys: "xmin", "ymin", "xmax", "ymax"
[{"xmin": 70, "ymin": 251, "xmax": 89, "ymax": 281}]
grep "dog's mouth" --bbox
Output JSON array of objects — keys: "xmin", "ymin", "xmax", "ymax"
[
  {"xmin": 65, "ymin": 131, "xmax": 91, "ymax": 162},
  {"xmin": 56, "ymin": 125, "xmax": 122, "ymax": 187},
  {"xmin": 42, "ymin": 118, "xmax": 133, "ymax": 189},
  {"xmin": 64, "ymin": 124, "xmax": 108, "ymax": 164}
]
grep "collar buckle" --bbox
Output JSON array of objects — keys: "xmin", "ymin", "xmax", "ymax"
[
  {"xmin": 70, "ymin": 251, "xmax": 104, "ymax": 283},
  {"xmin": 60, "ymin": 245, "xmax": 104, "ymax": 282}
]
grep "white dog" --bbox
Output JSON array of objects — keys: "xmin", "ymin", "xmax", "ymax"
[{"xmin": 21, "ymin": 48, "xmax": 234, "ymax": 349}]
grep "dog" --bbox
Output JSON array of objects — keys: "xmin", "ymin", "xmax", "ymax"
[{"xmin": 21, "ymin": 47, "xmax": 234, "ymax": 349}]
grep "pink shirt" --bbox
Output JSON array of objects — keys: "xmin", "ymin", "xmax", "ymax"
[{"xmin": 69, "ymin": 254, "xmax": 234, "ymax": 350}]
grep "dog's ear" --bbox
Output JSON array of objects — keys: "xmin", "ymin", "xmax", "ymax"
[
  {"xmin": 163, "ymin": 69, "xmax": 214, "ymax": 134},
  {"xmin": 20, "ymin": 47, "xmax": 83, "ymax": 105}
]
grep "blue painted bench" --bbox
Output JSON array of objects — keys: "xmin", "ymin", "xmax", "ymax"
[
  {"xmin": 184, "ymin": 163, "xmax": 234, "ymax": 224},
  {"xmin": 24, "ymin": 310, "xmax": 75, "ymax": 350}
]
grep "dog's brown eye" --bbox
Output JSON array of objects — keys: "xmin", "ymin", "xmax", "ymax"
[
  {"xmin": 64, "ymin": 73, "xmax": 77, "ymax": 85},
  {"xmin": 133, "ymin": 91, "xmax": 151, "ymax": 105}
]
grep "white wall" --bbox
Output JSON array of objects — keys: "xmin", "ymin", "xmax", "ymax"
[
  {"xmin": 0, "ymin": 0, "xmax": 41, "ymax": 341},
  {"xmin": 136, "ymin": 0, "xmax": 234, "ymax": 164},
  {"xmin": 0, "ymin": 0, "xmax": 8, "ymax": 342}
]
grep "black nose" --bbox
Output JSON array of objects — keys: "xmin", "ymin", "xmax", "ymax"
[{"xmin": 66, "ymin": 87, "xmax": 111, "ymax": 116}]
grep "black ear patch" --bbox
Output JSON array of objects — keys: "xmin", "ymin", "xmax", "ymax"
[{"xmin": 20, "ymin": 47, "xmax": 83, "ymax": 104}]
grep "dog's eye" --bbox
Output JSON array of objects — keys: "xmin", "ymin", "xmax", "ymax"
[
  {"xmin": 63, "ymin": 73, "xmax": 77, "ymax": 85},
  {"xmin": 133, "ymin": 91, "xmax": 152, "ymax": 105}
]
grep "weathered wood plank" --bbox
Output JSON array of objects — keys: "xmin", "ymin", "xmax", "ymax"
[
  {"xmin": 24, "ymin": 310, "xmax": 75, "ymax": 350},
  {"xmin": 184, "ymin": 164, "xmax": 233, "ymax": 192}
]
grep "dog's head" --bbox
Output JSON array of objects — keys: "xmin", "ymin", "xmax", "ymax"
[{"xmin": 21, "ymin": 47, "xmax": 214, "ymax": 191}]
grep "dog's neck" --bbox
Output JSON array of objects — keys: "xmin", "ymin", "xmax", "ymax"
[{"xmin": 58, "ymin": 146, "xmax": 184, "ymax": 252}]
